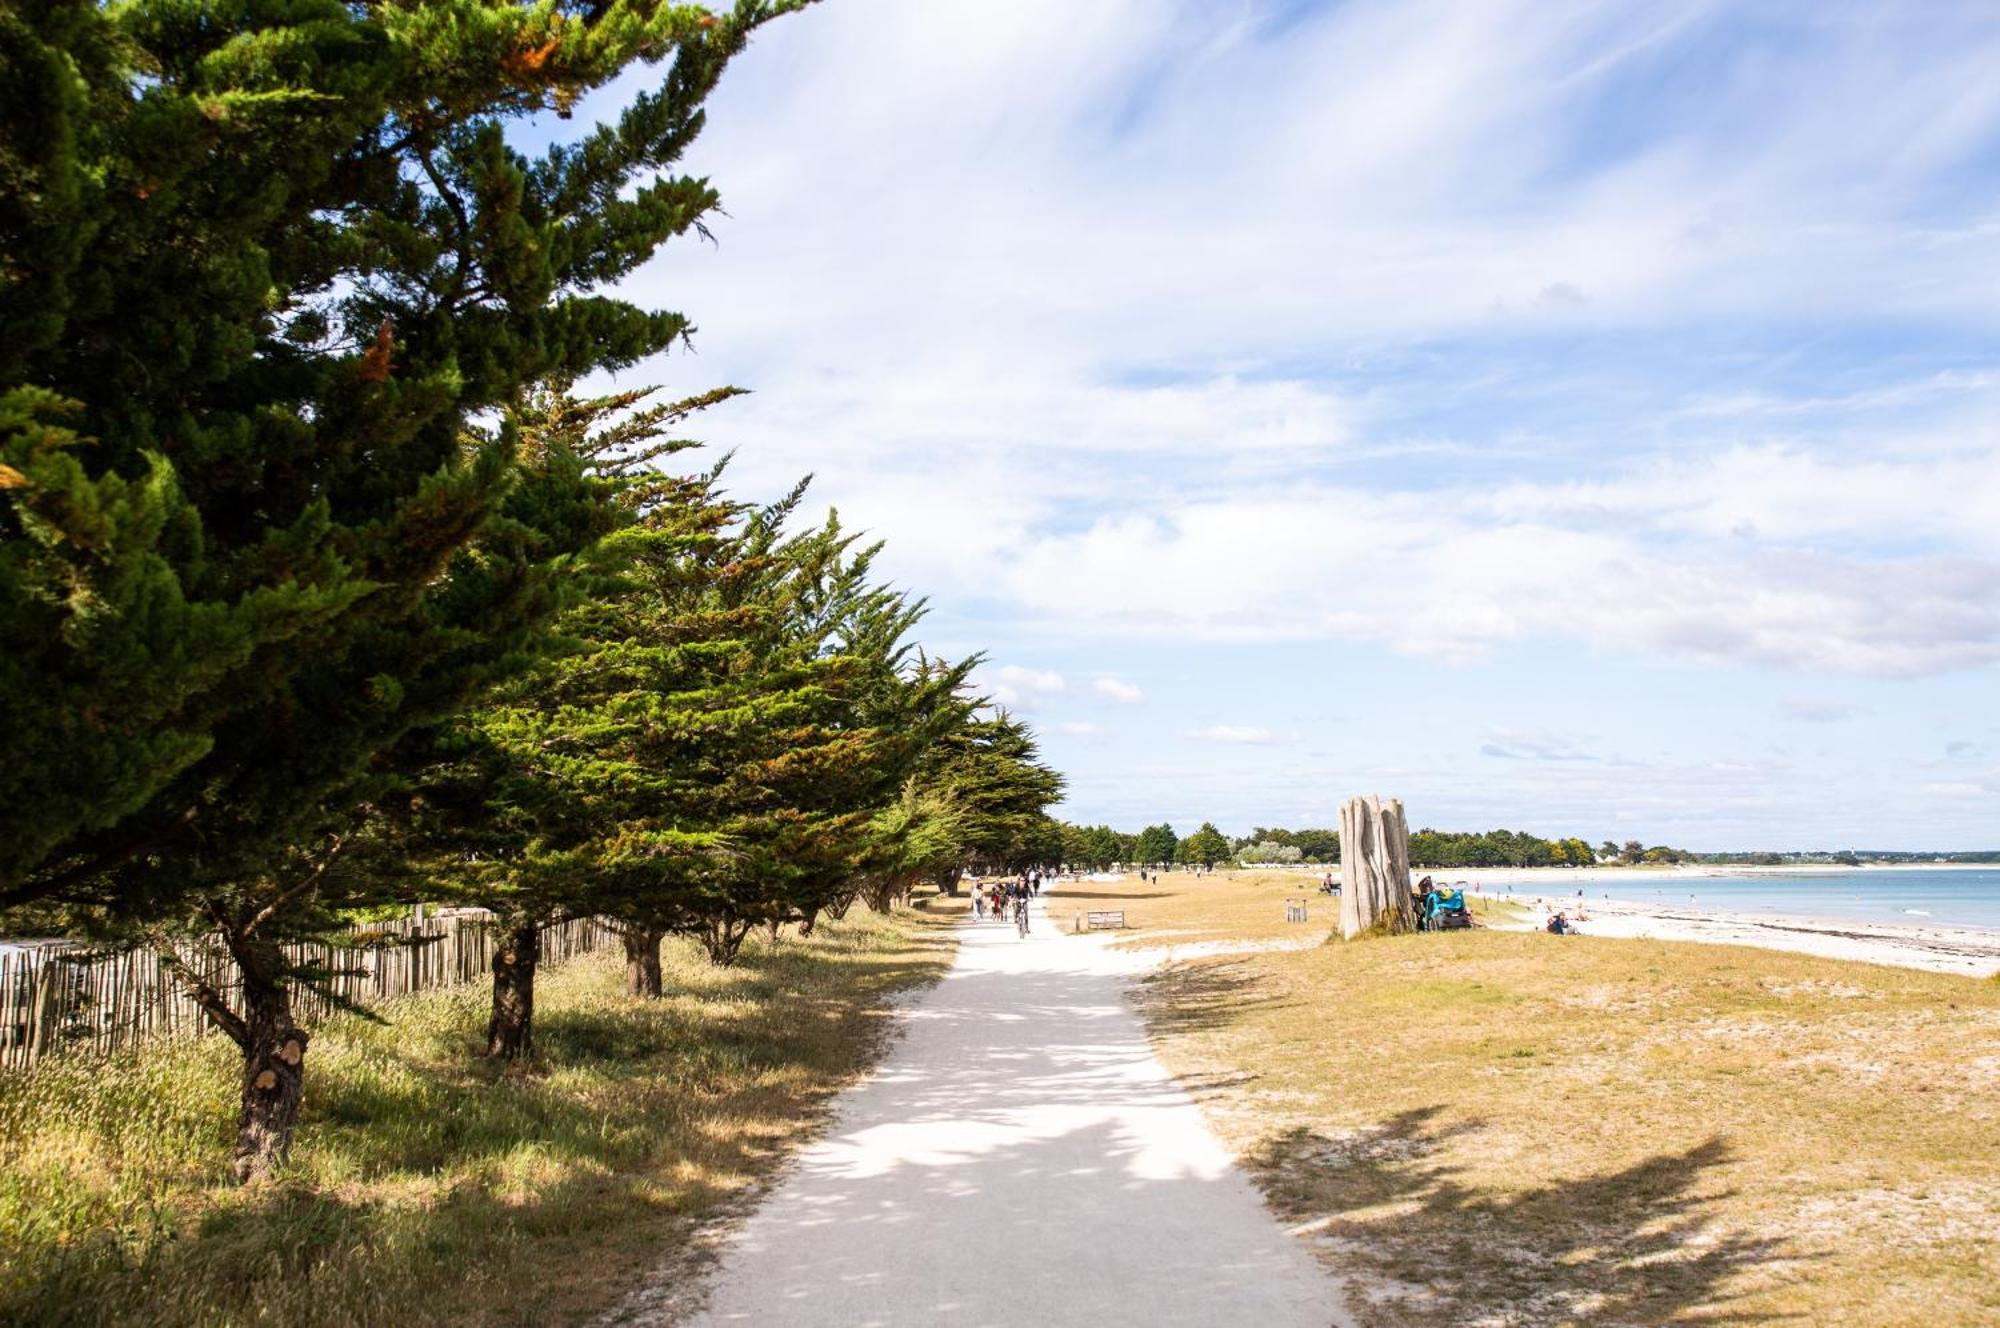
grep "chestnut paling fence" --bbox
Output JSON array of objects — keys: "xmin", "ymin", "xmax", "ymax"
[{"xmin": 0, "ymin": 913, "xmax": 615, "ymax": 1072}]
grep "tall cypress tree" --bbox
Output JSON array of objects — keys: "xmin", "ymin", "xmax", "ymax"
[
  {"xmin": 908, "ymin": 712, "xmax": 1068, "ymax": 886},
  {"xmin": 1, "ymin": 0, "xmax": 805, "ymax": 1179}
]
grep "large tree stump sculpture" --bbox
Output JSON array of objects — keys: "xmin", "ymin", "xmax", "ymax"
[{"xmin": 1338, "ymin": 795, "xmax": 1414, "ymax": 939}]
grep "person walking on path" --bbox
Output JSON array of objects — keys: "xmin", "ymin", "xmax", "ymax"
[{"xmin": 671, "ymin": 860, "xmax": 1351, "ymax": 1328}]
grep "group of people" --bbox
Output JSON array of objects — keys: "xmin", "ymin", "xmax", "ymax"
[
  {"xmin": 972, "ymin": 873, "xmax": 1041, "ymax": 937},
  {"xmin": 1410, "ymin": 876, "xmax": 1475, "ymax": 931}
]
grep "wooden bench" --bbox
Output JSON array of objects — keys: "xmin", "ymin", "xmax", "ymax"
[{"xmin": 1083, "ymin": 910, "xmax": 1126, "ymax": 931}]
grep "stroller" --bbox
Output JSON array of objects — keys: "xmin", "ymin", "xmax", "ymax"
[{"xmin": 1425, "ymin": 885, "xmax": 1473, "ymax": 931}]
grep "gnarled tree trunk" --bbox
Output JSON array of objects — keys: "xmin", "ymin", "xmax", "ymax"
[
  {"xmin": 166, "ymin": 932, "xmax": 309, "ymax": 1184},
  {"xmin": 622, "ymin": 926, "xmax": 664, "ymax": 998},
  {"xmin": 700, "ymin": 916, "xmax": 753, "ymax": 966},
  {"xmin": 235, "ymin": 967, "xmax": 309, "ymax": 1183},
  {"xmin": 486, "ymin": 916, "xmax": 540, "ymax": 1058},
  {"xmin": 1338, "ymin": 795, "xmax": 1414, "ymax": 939}
]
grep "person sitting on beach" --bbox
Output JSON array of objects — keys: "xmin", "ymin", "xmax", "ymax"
[{"xmin": 1546, "ymin": 911, "xmax": 1570, "ymax": 935}]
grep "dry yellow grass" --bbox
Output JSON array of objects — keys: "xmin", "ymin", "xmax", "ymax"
[
  {"xmin": 1044, "ymin": 869, "xmax": 1522, "ymax": 946},
  {"xmin": 1089, "ymin": 871, "xmax": 2000, "ymax": 1326},
  {"xmin": 0, "ymin": 894, "xmax": 962, "ymax": 1327}
]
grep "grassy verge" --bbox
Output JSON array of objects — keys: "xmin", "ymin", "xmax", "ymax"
[
  {"xmin": 0, "ymin": 895, "xmax": 962, "ymax": 1327},
  {"xmin": 1105, "ymin": 873, "xmax": 2000, "ymax": 1325}
]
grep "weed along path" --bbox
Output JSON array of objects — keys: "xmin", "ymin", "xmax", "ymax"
[{"xmin": 674, "ymin": 896, "xmax": 1350, "ymax": 1327}]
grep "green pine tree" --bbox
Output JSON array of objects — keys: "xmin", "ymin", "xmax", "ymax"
[{"xmin": 1, "ymin": 0, "xmax": 806, "ymax": 1179}]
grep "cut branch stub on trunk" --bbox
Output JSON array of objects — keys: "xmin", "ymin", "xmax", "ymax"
[{"xmin": 1338, "ymin": 794, "xmax": 1414, "ymax": 940}]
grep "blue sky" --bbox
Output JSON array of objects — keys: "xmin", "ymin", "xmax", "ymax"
[{"xmin": 572, "ymin": 0, "xmax": 2000, "ymax": 848}]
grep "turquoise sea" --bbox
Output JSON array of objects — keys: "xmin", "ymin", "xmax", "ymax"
[{"xmin": 1492, "ymin": 868, "xmax": 2000, "ymax": 931}]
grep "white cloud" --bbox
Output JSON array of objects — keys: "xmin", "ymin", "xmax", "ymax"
[
  {"xmin": 981, "ymin": 664, "xmax": 1066, "ymax": 710},
  {"xmin": 1053, "ymin": 721, "xmax": 1102, "ymax": 737},
  {"xmin": 1092, "ymin": 677, "xmax": 1145, "ymax": 704},
  {"xmin": 592, "ymin": 3, "xmax": 2000, "ymax": 682},
  {"xmin": 550, "ymin": 2, "xmax": 2000, "ymax": 844},
  {"xmin": 990, "ymin": 468, "xmax": 2000, "ymax": 676},
  {"xmin": 1921, "ymin": 782, "xmax": 1988, "ymax": 797}
]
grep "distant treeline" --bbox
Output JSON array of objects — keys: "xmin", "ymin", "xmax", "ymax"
[
  {"xmin": 1059, "ymin": 823, "xmax": 1998, "ymax": 872},
  {"xmin": 1054, "ymin": 823, "xmax": 1703, "ymax": 869}
]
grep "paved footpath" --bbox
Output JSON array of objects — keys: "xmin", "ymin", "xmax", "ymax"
[{"xmin": 682, "ymin": 896, "xmax": 1351, "ymax": 1328}]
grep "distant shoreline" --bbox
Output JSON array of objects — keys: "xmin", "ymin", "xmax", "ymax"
[
  {"xmin": 1419, "ymin": 861, "xmax": 1999, "ymax": 882},
  {"xmin": 1228, "ymin": 863, "xmax": 2000, "ymax": 977},
  {"xmin": 1430, "ymin": 864, "xmax": 2000, "ymax": 977},
  {"xmin": 1239, "ymin": 861, "xmax": 1999, "ymax": 882},
  {"xmin": 1481, "ymin": 893, "xmax": 2000, "ymax": 979}
]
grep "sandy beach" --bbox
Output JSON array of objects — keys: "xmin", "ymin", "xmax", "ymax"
[
  {"xmin": 1467, "ymin": 880, "xmax": 2000, "ymax": 978},
  {"xmin": 1245, "ymin": 864, "xmax": 2000, "ymax": 977}
]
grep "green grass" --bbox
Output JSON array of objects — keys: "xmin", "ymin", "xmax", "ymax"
[{"xmin": 0, "ymin": 897, "xmax": 960, "ymax": 1327}]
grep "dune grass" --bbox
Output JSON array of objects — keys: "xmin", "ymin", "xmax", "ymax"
[
  {"xmin": 1099, "ymin": 872, "xmax": 2000, "ymax": 1326},
  {"xmin": 0, "ymin": 895, "xmax": 961, "ymax": 1327}
]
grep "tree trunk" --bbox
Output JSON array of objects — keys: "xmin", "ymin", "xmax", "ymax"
[
  {"xmin": 486, "ymin": 917, "xmax": 540, "ymax": 1058},
  {"xmin": 158, "ymin": 932, "xmax": 307, "ymax": 1184},
  {"xmin": 1339, "ymin": 795, "xmax": 1414, "ymax": 940},
  {"xmin": 622, "ymin": 926, "xmax": 663, "ymax": 998},
  {"xmin": 700, "ymin": 917, "xmax": 752, "ymax": 966},
  {"xmin": 217, "ymin": 936, "xmax": 309, "ymax": 1185},
  {"xmin": 235, "ymin": 978, "xmax": 308, "ymax": 1183}
]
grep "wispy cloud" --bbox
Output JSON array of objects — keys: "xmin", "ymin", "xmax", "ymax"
[
  {"xmin": 1092, "ymin": 677, "xmax": 1145, "ymax": 704},
  {"xmin": 1480, "ymin": 729, "xmax": 1598, "ymax": 762},
  {"xmin": 981, "ymin": 665, "xmax": 1065, "ymax": 710}
]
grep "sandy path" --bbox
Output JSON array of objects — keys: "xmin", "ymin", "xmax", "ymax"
[{"xmin": 678, "ymin": 897, "xmax": 1349, "ymax": 1328}]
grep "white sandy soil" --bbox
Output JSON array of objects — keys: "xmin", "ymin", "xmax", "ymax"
[
  {"xmin": 669, "ymin": 896, "xmax": 1351, "ymax": 1328},
  {"xmin": 1485, "ymin": 892, "xmax": 2000, "ymax": 978}
]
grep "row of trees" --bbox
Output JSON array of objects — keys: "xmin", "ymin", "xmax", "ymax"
[
  {"xmin": 1599, "ymin": 840, "xmax": 1696, "ymax": 866},
  {"xmin": 1055, "ymin": 820, "xmax": 1710, "ymax": 873},
  {"xmin": 1055, "ymin": 821, "xmax": 1234, "ymax": 869},
  {"xmin": 1, "ymin": 0, "xmax": 1063, "ymax": 1182},
  {"xmin": 1409, "ymin": 830, "xmax": 1597, "ymax": 869}
]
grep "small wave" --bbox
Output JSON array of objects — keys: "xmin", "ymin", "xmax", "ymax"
[{"xmin": 1902, "ymin": 909, "xmax": 1932, "ymax": 916}]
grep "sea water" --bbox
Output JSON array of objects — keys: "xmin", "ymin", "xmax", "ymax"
[{"xmin": 1512, "ymin": 868, "xmax": 2000, "ymax": 931}]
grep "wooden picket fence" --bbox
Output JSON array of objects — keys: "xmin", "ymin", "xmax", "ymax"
[{"xmin": 0, "ymin": 912, "xmax": 615, "ymax": 1072}]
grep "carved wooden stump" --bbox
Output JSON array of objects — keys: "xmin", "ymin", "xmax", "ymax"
[{"xmin": 1338, "ymin": 794, "xmax": 1414, "ymax": 939}]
